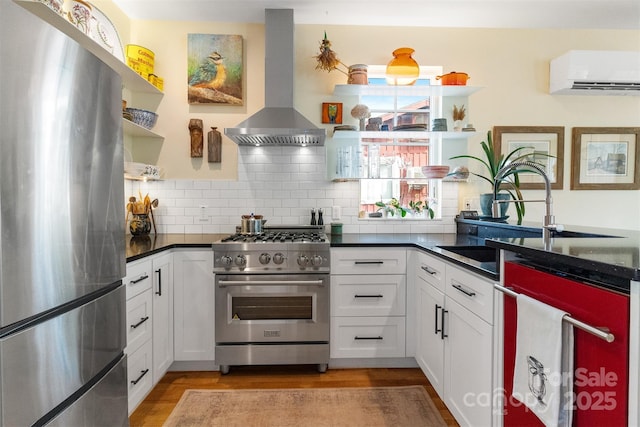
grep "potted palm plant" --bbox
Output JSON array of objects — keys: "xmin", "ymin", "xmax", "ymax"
[{"xmin": 450, "ymin": 130, "xmax": 551, "ymax": 224}]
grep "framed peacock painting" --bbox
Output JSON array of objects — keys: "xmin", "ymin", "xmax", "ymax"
[{"xmin": 187, "ymin": 34, "xmax": 243, "ymax": 105}]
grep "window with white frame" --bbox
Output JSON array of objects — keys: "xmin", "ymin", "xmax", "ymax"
[{"xmin": 359, "ymin": 65, "xmax": 444, "ymax": 220}]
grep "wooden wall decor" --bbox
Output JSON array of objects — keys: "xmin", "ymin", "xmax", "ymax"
[
  {"xmin": 189, "ymin": 119, "xmax": 204, "ymax": 157},
  {"xmin": 208, "ymin": 127, "xmax": 222, "ymax": 163}
]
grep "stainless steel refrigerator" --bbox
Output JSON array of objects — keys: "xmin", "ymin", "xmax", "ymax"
[{"xmin": 0, "ymin": 1, "xmax": 128, "ymax": 426}]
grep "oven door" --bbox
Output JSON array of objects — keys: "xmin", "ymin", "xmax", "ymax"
[{"xmin": 215, "ymin": 274, "xmax": 329, "ymax": 344}]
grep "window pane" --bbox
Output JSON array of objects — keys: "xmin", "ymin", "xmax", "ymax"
[{"xmin": 359, "ymin": 68, "xmax": 442, "ymax": 220}]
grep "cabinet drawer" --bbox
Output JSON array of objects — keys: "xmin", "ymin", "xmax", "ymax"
[
  {"xmin": 331, "ymin": 275, "xmax": 406, "ymax": 317},
  {"xmin": 127, "ymin": 338, "xmax": 153, "ymax": 415},
  {"xmin": 125, "ymin": 259, "xmax": 153, "ymax": 300},
  {"xmin": 330, "ymin": 316, "xmax": 405, "ymax": 358},
  {"xmin": 126, "ymin": 289, "xmax": 152, "ymax": 353},
  {"xmin": 331, "ymin": 248, "xmax": 406, "ymax": 275},
  {"xmin": 445, "ymin": 265, "xmax": 494, "ymax": 324},
  {"xmin": 415, "ymin": 250, "xmax": 446, "ymax": 292}
]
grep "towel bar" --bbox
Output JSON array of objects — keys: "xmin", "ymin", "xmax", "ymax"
[{"xmin": 494, "ymin": 284, "xmax": 615, "ymax": 343}]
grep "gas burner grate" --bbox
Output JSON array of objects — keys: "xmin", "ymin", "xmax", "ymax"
[{"xmin": 220, "ymin": 231, "xmax": 327, "ymax": 243}]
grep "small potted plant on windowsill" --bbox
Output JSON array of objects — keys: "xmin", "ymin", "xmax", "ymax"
[
  {"xmin": 450, "ymin": 130, "xmax": 553, "ymax": 224},
  {"xmin": 375, "ymin": 198, "xmax": 407, "ymax": 218},
  {"xmin": 375, "ymin": 198, "xmax": 436, "ymax": 219},
  {"xmin": 409, "ymin": 199, "xmax": 435, "ymax": 219}
]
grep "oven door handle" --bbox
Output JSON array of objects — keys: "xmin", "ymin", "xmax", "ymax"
[{"xmin": 217, "ymin": 280, "xmax": 326, "ymax": 287}]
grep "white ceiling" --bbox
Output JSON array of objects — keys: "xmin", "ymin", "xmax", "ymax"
[{"xmin": 112, "ymin": 0, "xmax": 640, "ymax": 29}]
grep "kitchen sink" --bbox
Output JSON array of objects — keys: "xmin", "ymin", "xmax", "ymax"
[
  {"xmin": 551, "ymin": 230, "xmax": 620, "ymax": 238},
  {"xmin": 436, "ymin": 245, "xmax": 498, "ymax": 263}
]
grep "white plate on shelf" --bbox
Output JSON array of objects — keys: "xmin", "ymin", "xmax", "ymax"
[{"xmin": 88, "ymin": 2, "xmax": 124, "ymax": 61}]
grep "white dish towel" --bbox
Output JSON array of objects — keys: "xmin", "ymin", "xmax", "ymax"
[{"xmin": 512, "ymin": 293, "xmax": 574, "ymax": 427}]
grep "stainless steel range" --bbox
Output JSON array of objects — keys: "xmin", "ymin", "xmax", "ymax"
[{"xmin": 212, "ymin": 225, "xmax": 330, "ymax": 374}]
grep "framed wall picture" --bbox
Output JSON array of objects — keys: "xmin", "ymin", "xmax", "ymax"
[
  {"xmin": 187, "ymin": 34, "xmax": 243, "ymax": 105},
  {"xmin": 571, "ymin": 127, "xmax": 640, "ymax": 190},
  {"xmin": 493, "ymin": 126, "xmax": 564, "ymax": 189},
  {"xmin": 322, "ymin": 102, "xmax": 343, "ymax": 124}
]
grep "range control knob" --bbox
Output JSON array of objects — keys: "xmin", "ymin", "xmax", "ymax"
[
  {"xmin": 220, "ymin": 255, "xmax": 233, "ymax": 267},
  {"xmin": 259, "ymin": 253, "xmax": 271, "ymax": 264},
  {"xmin": 311, "ymin": 255, "xmax": 324, "ymax": 267},
  {"xmin": 297, "ymin": 255, "xmax": 309, "ymax": 267},
  {"xmin": 234, "ymin": 254, "xmax": 247, "ymax": 267},
  {"xmin": 273, "ymin": 253, "xmax": 285, "ymax": 265}
]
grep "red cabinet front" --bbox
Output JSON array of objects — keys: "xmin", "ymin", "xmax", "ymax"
[{"xmin": 503, "ymin": 262, "xmax": 629, "ymax": 426}]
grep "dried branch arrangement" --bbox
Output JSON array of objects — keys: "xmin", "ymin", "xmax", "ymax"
[
  {"xmin": 453, "ymin": 104, "xmax": 466, "ymax": 121},
  {"xmin": 314, "ymin": 32, "xmax": 348, "ymax": 75}
]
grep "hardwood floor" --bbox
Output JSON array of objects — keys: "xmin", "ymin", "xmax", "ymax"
[{"xmin": 129, "ymin": 366, "xmax": 459, "ymax": 426}]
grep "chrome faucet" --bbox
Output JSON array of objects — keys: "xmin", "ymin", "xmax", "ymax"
[{"xmin": 492, "ymin": 161, "xmax": 562, "ymax": 249}]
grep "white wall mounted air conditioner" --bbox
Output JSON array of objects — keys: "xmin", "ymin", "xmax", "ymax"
[{"xmin": 549, "ymin": 50, "xmax": 640, "ymax": 95}]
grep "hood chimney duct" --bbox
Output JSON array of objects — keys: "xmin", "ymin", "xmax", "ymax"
[{"xmin": 224, "ymin": 9, "xmax": 326, "ymax": 146}]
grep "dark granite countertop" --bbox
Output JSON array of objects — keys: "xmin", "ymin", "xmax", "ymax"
[
  {"xmin": 125, "ymin": 234, "xmax": 226, "ymax": 262},
  {"xmin": 485, "ymin": 235, "xmax": 639, "ymax": 292},
  {"xmin": 328, "ymin": 233, "xmax": 500, "ymax": 279},
  {"xmin": 464, "ymin": 219, "xmax": 640, "ymax": 294},
  {"xmin": 124, "ymin": 220, "xmax": 640, "ymax": 291},
  {"xmin": 329, "ymin": 223, "xmax": 640, "ymax": 293}
]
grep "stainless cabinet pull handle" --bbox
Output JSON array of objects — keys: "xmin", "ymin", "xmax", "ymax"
[
  {"xmin": 441, "ymin": 309, "xmax": 448, "ymax": 339},
  {"xmin": 435, "ymin": 304, "xmax": 442, "ymax": 335},
  {"xmin": 452, "ymin": 283, "xmax": 476, "ymax": 297},
  {"xmin": 354, "ymin": 336, "xmax": 383, "ymax": 340},
  {"xmin": 354, "ymin": 261, "xmax": 384, "ymax": 265},
  {"xmin": 131, "ymin": 316, "xmax": 149, "ymax": 329},
  {"xmin": 421, "ymin": 266, "xmax": 437, "ymax": 275},
  {"xmin": 354, "ymin": 294, "xmax": 383, "ymax": 298},
  {"xmin": 218, "ymin": 280, "xmax": 324, "ymax": 287},
  {"xmin": 130, "ymin": 274, "xmax": 149, "ymax": 284},
  {"xmin": 155, "ymin": 268, "xmax": 162, "ymax": 296},
  {"xmin": 131, "ymin": 369, "xmax": 149, "ymax": 385}
]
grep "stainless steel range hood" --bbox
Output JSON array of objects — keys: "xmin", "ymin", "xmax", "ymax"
[{"xmin": 225, "ymin": 9, "xmax": 325, "ymax": 146}]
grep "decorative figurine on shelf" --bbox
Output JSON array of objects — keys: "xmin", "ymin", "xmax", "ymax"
[
  {"xmin": 189, "ymin": 118, "xmax": 204, "ymax": 157},
  {"xmin": 351, "ymin": 104, "xmax": 371, "ymax": 131},
  {"xmin": 208, "ymin": 127, "xmax": 222, "ymax": 163}
]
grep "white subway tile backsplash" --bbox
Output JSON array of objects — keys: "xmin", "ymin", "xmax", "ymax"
[
  {"xmin": 127, "ymin": 145, "xmax": 460, "ymax": 234},
  {"xmin": 175, "ymin": 180, "xmax": 195, "ymax": 190}
]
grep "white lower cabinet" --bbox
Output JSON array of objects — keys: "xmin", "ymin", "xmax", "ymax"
[
  {"xmin": 124, "ymin": 258, "xmax": 154, "ymax": 414},
  {"xmin": 330, "ymin": 248, "xmax": 407, "ymax": 359},
  {"xmin": 125, "ymin": 251, "xmax": 174, "ymax": 413},
  {"xmin": 152, "ymin": 252, "xmax": 173, "ymax": 384},
  {"xmin": 416, "ymin": 276, "xmax": 445, "ymax": 394},
  {"xmin": 443, "ymin": 297, "xmax": 493, "ymax": 426},
  {"xmin": 414, "ymin": 249, "xmax": 495, "ymax": 427},
  {"xmin": 126, "ymin": 338, "xmax": 153, "ymax": 414},
  {"xmin": 173, "ymin": 250, "xmax": 215, "ymax": 361},
  {"xmin": 331, "ymin": 316, "xmax": 406, "ymax": 358}
]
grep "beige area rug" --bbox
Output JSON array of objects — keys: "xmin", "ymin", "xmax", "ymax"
[{"xmin": 163, "ymin": 386, "xmax": 447, "ymax": 427}]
